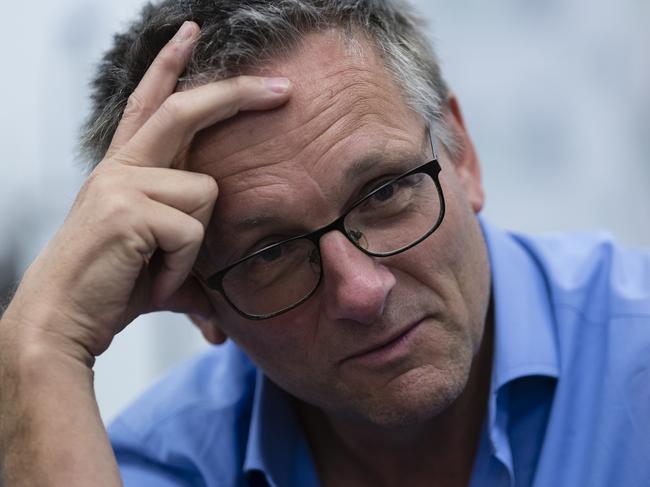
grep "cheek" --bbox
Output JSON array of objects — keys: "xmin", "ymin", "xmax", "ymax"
[
  {"xmin": 390, "ymin": 199, "xmax": 471, "ymax": 297},
  {"xmin": 433, "ymin": 170, "xmax": 486, "ymax": 271},
  {"xmin": 214, "ymin": 299, "xmax": 324, "ymax": 380},
  {"xmin": 404, "ymin": 176, "xmax": 490, "ymax": 346},
  {"xmin": 438, "ymin": 189, "xmax": 491, "ymax": 347}
]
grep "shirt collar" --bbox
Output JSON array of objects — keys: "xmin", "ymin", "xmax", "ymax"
[
  {"xmin": 479, "ymin": 217, "xmax": 560, "ymax": 476},
  {"xmin": 481, "ymin": 217, "xmax": 560, "ymax": 390},
  {"xmin": 243, "ymin": 370, "xmax": 318, "ymax": 487}
]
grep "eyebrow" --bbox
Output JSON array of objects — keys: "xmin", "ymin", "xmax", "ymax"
[
  {"xmin": 343, "ymin": 127, "xmax": 434, "ymax": 181},
  {"xmin": 343, "ymin": 154, "xmax": 385, "ymax": 181},
  {"xmin": 233, "ymin": 215, "xmax": 286, "ymax": 232},
  {"xmin": 229, "ymin": 145, "xmax": 429, "ymax": 233}
]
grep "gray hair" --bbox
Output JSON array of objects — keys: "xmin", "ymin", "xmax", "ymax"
[{"xmin": 80, "ymin": 0, "xmax": 458, "ymax": 170}]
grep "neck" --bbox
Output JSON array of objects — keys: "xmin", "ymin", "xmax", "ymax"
[{"xmin": 296, "ymin": 312, "xmax": 494, "ymax": 487}]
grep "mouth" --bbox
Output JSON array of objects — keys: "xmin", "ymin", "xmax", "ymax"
[{"xmin": 342, "ymin": 319, "xmax": 424, "ymax": 368}]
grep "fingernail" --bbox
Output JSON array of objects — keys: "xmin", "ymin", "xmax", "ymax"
[
  {"xmin": 174, "ymin": 21, "xmax": 195, "ymax": 43},
  {"xmin": 264, "ymin": 77, "xmax": 292, "ymax": 94}
]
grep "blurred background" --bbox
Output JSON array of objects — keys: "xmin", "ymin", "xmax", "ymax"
[{"xmin": 0, "ymin": 0, "xmax": 648, "ymax": 423}]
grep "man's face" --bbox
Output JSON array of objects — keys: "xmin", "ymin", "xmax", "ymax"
[{"xmin": 188, "ymin": 30, "xmax": 491, "ymax": 428}]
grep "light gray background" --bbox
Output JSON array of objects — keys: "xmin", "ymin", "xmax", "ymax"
[{"xmin": 0, "ymin": 0, "xmax": 648, "ymax": 423}]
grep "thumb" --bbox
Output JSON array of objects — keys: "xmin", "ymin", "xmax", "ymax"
[
  {"xmin": 156, "ymin": 275, "xmax": 227, "ymax": 344},
  {"xmin": 155, "ymin": 274, "xmax": 211, "ymax": 317}
]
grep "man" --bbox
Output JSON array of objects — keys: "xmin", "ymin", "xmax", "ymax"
[{"xmin": 0, "ymin": 1, "xmax": 648, "ymax": 486}]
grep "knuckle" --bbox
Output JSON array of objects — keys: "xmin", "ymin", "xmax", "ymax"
[
  {"xmin": 228, "ymin": 75, "xmax": 245, "ymax": 90},
  {"xmin": 91, "ymin": 163, "xmax": 128, "ymax": 189},
  {"xmin": 151, "ymin": 47, "xmax": 183, "ymax": 73},
  {"xmin": 103, "ymin": 192, "xmax": 136, "ymax": 221},
  {"xmin": 82, "ymin": 170, "xmax": 102, "ymax": 191},
  {"xmin": 186, "ymin": 218, "xmax": 205, "ymax": 242},
  {"xmin": 123, "ymin": 92, "xmax": 150, "ymax": 119},
  {"xmin": 83, "ymin": 169, "xmax": 141, "ymax": 226},
  {"xmin": 83, "ymin": 167, "xmax": 119, "ymax": 198},
  {"xmin": 217, "ymin": 85, "xmax": 241, "ymax": 118},
  {"xmin": 236, "ymin": 75, "xmax": 262, "ymax": 94},
  {"xmin": 227, "ymin": 76, "xmax": 253, "ymax": 99},
  {"xmin": 222, "ymin": 76, "xmax": 259, "ymax": 114},
  {"xmin": 158, "ymin": 93, "xmax": 186, "ymax": 123},
  {"xmin": 198, "ymin": 174, "xmax": 219, "ymax": 199}
]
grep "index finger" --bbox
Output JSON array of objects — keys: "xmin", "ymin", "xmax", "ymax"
[
  {"xmin": 106, "ymin": 21, "xmax": 199, "ymax": 158},
  {"xmin": 119, "ymin": 75, "xmax": 293, "ymax": 168}
]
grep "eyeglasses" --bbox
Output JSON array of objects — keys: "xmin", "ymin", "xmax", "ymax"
[{"xmin": 203, "ymin": 134, "xmax": 445, "ymax": 320}]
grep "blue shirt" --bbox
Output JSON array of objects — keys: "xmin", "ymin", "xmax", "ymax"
[{"xmin": 109, "ymin": 220, "xmax": 650, "ymax": 486}]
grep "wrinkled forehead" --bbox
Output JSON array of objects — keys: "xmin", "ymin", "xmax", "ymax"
[{"xmin": 186, "ymin": 29, "xmax": 428, "ymax": 186}]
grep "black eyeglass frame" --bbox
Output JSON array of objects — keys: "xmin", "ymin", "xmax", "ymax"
[{"xmin": 204, "ymin": 135, "xmax": 445, "ymax": 320}]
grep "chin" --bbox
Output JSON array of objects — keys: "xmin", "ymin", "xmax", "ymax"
[{"xmin": 351, "ymin": 362, "xmax": 471, "ymax": 430}]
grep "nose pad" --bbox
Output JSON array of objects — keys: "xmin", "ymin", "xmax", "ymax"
[
  {"xmin": 347, "ymin": 228, "xmax": 368, "ymax": 250},
  {"xmin": 319, "ymin": 231, "xmax": 396, "ymax": 324},
  {"xmin": 309, "ymin": 247, "xmax": 321, "ymax": 265}
]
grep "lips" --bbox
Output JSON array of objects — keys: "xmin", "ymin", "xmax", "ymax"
[{"xmin": 343, "ymin": 320, "xmax": 422, "ymax": 362}]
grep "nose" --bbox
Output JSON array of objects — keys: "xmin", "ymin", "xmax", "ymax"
[{"xmin": 319, "ymin": 230, "xmax": 396, "ymax": 324}]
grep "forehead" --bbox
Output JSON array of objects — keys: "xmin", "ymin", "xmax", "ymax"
[
  {"xmin": 188, "ymin": 29, "xmax": 425, "ymax": 177},
  {"xmin": 187, "ymin": 30, "xmax": 427, "ymax": 244}
]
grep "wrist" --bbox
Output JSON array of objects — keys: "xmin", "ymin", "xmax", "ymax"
[
  {"xmin": 1, "ymin": 301, "xmax": 96, "ymax": 372},
  {"xmin": 0, "ymin": 314, "xmax": 115, "ymax": 487}
]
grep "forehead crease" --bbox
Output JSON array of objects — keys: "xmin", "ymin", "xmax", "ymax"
[
  {"xmin": 308, "ymin": 66, "xmax": 394, "ymax": 110},
  {"xmin": 188, "ymin": 90, "xmax": 344, "ymax": 179},
  {"xmin": 217, "ymin": 178, "xmax": 321, "ymax": 230},
  {"xmin": 218, "ymin": 163, "xmax": 297, "ymax": 195},
  {"xmin": 196, "ymin": 79, "xmax": 397, "ymax": 183},
  {"xmin": 189, "ymin": 36, "xmax": 405, "ymax": 166},
  {"xmin": 219, "ymin": 161, "xmax": 328, "ymax": 210},
  {"xmin": 188, "ymin": 31, "xmax": 419, "ymax": 199},
  {"xmin": 276, "ymin": 77, "xmax": 405, "ymax": 165}
]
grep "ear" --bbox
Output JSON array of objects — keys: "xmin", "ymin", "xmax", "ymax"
[
  {"xmin": 159, "ymin": 271, "xmax": 229, "ymax": 345},
  {"xmin": 443, "ymin": 93, "xmax": 485, "ymax": 214},
  {"xmin": 183, "ymin": 264, "xmax": 229, "ymax": 345},
  {"xmin": 188, "ymin": 313, "xmax": 228, "ymax": 345}
]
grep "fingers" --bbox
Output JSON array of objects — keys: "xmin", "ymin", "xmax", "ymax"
[
  {"xmin": 144, "ymin": 199, "xmax": 206, "ymax": 304},
  {"xmin": 84, "ymin": 21, "xmax": 294, "ymax": 322},
  {"xmin": 162, "ymin": 277, "xmax": 215, "ymax": 320},
  {"xmin": 124, "ymin": 165, "xmax": 219, "ymax": 227},
  {"xmin": 121, "ymin": 75, "xmax": 292, "ymax": 167},
  {"xmin": 85, "ymin": 163, "xmax": 219, "ymax": 230},
  {"xmin": 106, "ymin": 21, "xmax": 199, "ymax": 157},
  {"xmin": 103, "ymin": 21, "xmax": 292, "ymax": 170}
]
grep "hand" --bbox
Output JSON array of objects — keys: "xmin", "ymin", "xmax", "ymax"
[
  {"xmin": 0, "ymin": 21, "xmax": 293, "ymax": 487},
  {"xmin": 2, "ymin": 21, "xmax": 292, "ymax": 364}
]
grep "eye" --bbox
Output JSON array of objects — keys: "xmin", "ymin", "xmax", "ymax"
[
  {"xmin": 258, "ymin": 244, "xmax": 283, "ymax": 263},
  {"xmin": 238, "ymin": 235, "xmax": 288, "ymax": 261},
  {"xmin": 371, "ymin": 183, "xmax": 396, "ymax": 202}
]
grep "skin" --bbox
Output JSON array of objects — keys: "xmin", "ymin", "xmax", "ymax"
[
  {"xmin": 190, "ymin": 30, "xmax": 493, "ymax": 486},
  {"xmin": 0, "ymin": 21, "xmax": 492, "ymax": 487},
  {"xmin": 0, "ymin": 22, "xmax": 292, "ymax": 486}
]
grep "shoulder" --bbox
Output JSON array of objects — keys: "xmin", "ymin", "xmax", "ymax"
[
  {"xmin": 108, "ymin": 341, "xmax": 258, "ymax": 485},
  {"xmin": 508, "ymin": 231, "xmax": 650, "ymax": 484},
  {"xmin": 510, "ymin": 230, "xmax": 650, "ymax": 317}
]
